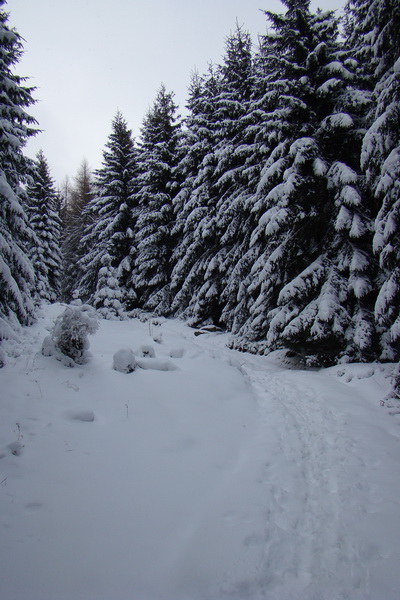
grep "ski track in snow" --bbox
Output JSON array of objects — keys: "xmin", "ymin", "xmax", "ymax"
[
  {"xmin": 1, "ymin": 307, "xmax": 400, "ymax": 600},
  {"xmin": 235, "ymin": 365, "xmax": 368, "ymax": 600},
  {"xmin": 191, "ymin": 333, "xmax": 400, "ymax": 600}
]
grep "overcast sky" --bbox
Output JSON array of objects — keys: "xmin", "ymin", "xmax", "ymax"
[{"xmin": 8, "ymin": 0, "xmax": 344, "ymax": 185}]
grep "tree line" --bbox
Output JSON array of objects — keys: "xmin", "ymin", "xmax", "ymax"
[{"xmin": 1, "ymin": 0, "xmax": 399, "ymax": 368}]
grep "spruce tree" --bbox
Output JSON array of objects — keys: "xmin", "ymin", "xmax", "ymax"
[
  {"xmin": 190, "ymin": 26, "xmax": 254, "ymax": 326},
  {"xmin": 233, "ymin": 2, "xmax": 339, "ymax": 349},
  {"xmin": 169, "ymin": 66, "xmax": 222, "ymax": 320},
  {"xmin": 0, "ymin": 1, "xmax": 38, "ymax": 338},
  {"xmin": 134, "ymin": 84, "xmax": 180, "ymax": 313},
  {"xmin": 208, "ymin": 26, "xmax": 260, "ymax": 329},
  {"xmin": 77, "ymin": 111, "xmax": 138, "ymax": 317},
  {"xmin": 228, "ymin": 1, "xmax": 376, "ymax": 365},
  {"xmin": 353, "ymin": 0, "xmax": 400, "ymax": 361},
  {"xmin": 26, "ymin": 150, "xmax": 62, "ymax": 302},
  {"xmin": 220, "ymin": 33, "xmax": 287, "ymax": 334},
  {"xmin": 61, "ymin": 159, "xmax": 94, "ymax": 301},
  {"xmin": 170, "ymin": 28, "xmax": 254, "ymax": 326}
]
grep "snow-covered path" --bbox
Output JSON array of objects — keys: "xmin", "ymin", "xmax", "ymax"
[
  {"xmin": 230, "ymin": 363, "xmax": 387, "ymax": 599},
  {"xmin": 1, "ymin": 306, "xmax": 400, "ymax": 599},
  {"xmin": 189, "ymin": 331, "xmax": 400, "ymax": 600}
]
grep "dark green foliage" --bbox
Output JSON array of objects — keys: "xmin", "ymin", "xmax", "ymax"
[
  {"xmin": 76, "ymin": 111, "xmax": 138, "ymax": 317},
  {"xmin": 134, "ymin": 84, "xmax": 181, "ymax": 313},
  {"xmin": 170, "ymin": 27, "xmax": 254, "ymax": 325},
  {"xmin": 61, "ymin": 159, "xmax": 94, "ymax": 301},
  {"xmin": 351, "ymin": 0, "xmax": 400, "ymax": 361},
  {"xmin": 0, "ymin": 1, "xmax": 38, "ymax": 335},
  {"xmin": 26, "ymin": 150, "xmax": 62, "ymax": 302}
]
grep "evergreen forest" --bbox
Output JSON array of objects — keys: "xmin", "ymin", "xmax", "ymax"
[{"xmin": 1, "ymin": 0, "xmax": 399, "ymax": 372}]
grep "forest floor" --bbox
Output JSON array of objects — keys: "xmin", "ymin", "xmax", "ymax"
[{"xmin": 1, "ymin": 303, "xmax": 400, "ymax": 600}]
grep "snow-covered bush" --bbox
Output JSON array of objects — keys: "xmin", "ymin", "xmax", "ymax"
[
  {"xmin": 43, "ymin": 304, "xmax": 99, "ymax": 366},
  {"xmin": 113, "ymin": 348, "xmax": 137, "ymax": 373}
]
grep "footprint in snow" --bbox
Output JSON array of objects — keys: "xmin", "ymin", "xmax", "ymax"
[
  {"xmin": 0, "ymin": 442, "xmax": 24, "ymax": 458},
  {"xmin": 25, "ymin": 501, "xmax": 44, "ymax": 512},
  {"xmin": 64, "ymin": 409, "xmax": 95, "ymax": 422},
  {"xmin": 7, "ymin": 441, "xmax": 24, "ymax": 456}
]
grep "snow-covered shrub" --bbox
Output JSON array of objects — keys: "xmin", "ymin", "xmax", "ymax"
[
  {"xmin": 43, "ymin": 304, "xmax": 99, "ymax": 366},
  {"xmin": 113, "ymin": 348, "xmax": 137, "ymax": 373}
]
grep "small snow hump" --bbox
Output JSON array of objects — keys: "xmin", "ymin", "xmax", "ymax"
[
  {"xmin": 138, "ymin": 344, "xmax": 155, "ymax": 358},
  {"xmin": 113, "ymin": 348, "xmax": 137, "ymax": 374},
  {"xmin": 136, "ymin": 357, "xmax": 178, "ymax": 371}
]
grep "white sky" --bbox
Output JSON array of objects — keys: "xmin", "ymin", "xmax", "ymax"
[{"xmin": 8, "ymin": 0, "xmax": 344, "ymax": 185}]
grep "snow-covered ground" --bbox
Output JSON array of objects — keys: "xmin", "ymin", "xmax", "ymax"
[{"xmin": 1, "ymin": 304, "xmax": 400, "ymax": 600}]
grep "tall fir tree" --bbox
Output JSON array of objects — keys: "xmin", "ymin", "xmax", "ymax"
[
  {"xmin": 231, "ymin": 2, "xmax": 339, "ymax": 350},
  {"xmin": 352, "ymin": 0, "xmax": 400, "ymax": 361},
  {"xmin": 61, "ymin": 159, "xmax": 94, "ymax": 301},
  {"xmin": 134, "ymin": 84, "xmax": 180, "ymax": 313},
  {"xmin": 169, "ymin": 66, "xmax": 222, "ymax": 318},
  {"xmin": 26, "ymin": 150, "xmax": 62, "ymax": 302},
  {"xmin": 218, "ymin": 33, "xmax": 288, "ymax": 334},
  {"xmin": 0, "ymin": 1, "xmax": 38, "ymax": 340},
  {"xmin": 225, "ymin": 1, "xmax": 376, "ymax": 365},
  {"xmin": 76, "ymin": 111, "xmax": 138, "ymax": 317},
  {"xmin": 207, "ymin": 26, "xmax": 258, "ymax": 327},
  {"xmin": 190, "ymin": 25, "xmax": 254, "ymax": 325},
  {"xmin": 170, "ymin": 27, "xmax": 254, "ymax": 325}
]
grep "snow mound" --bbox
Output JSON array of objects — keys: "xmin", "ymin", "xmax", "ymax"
[
  {"xmin": 113, "ymin": 348, "xmax": 137, "ymax": 373},
  {"xmin": 136, "ymin": 357, "xmax": 178, "ymax": 371},
  {"xmin": 138, "ymin": 344, "xmax": 155, "ymax": 358}
]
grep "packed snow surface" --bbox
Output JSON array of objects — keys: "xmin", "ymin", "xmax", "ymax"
[{"xmin": 1, "ymin": 304, "xmax": 400, "ymax": 600}]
